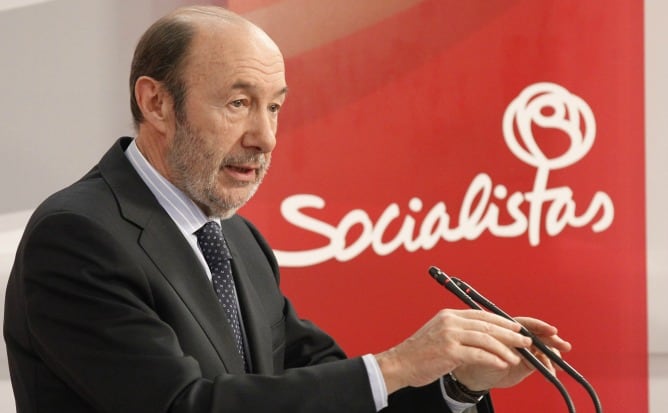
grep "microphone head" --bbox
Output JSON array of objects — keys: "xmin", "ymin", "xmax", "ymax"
[
  {"xmin": 450, "ymin": 277, "xmax": 469, "ymax": 291},
  {"xmin": 429, "ymin": 266, "xmax": 484, "ymax": 310},
  {"xmin": 428, "ymin": 266, "xmax": 448, "ymax": 286}
]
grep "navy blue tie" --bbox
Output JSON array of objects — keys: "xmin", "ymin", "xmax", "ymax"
[{"xmin": 195, "ymin": 221, "xmax": 247, "ymax": 370}]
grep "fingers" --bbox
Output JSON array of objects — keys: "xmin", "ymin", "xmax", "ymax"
[
  {"xmin": 514, "ymin": 316, "xmax": 557, "ymax": 335},
  {"xmin": 537, "ymin": 349, "xmax": 557, "ymax": 375},
  {"xmin": 376, "ymin": 309, "xmax": 533, "ymax": 392},
  {"xmin": 452, "ymin": 314, "xmax": 574, "ymax": 391},
  {"xmin": 460, "ymin": 309, "xmax": 524, "ymax": 332},
  {"xmin": 376, "ymin": 309, "xmax": 571, "ymax": 394},
  {"xmin": 513, "ymin": 316, "xmax": 571, "ymax": 376},
  {"xmin": 456, "ymin": 330, "xmax": 523, "ymax": 369},
  {"xmin": 514, "ymin": 316, "xmax": 572, "ymax": 353},
  {"xmin": 451, "ymin": 318, "xmax": 529, "ymax": 364},
  {"xmin": 520, "ymin": 346, "xmax": 557, "ymax": 375},
  {"xmin": 444, "ymin": 309, "xmax": 533, "ymax": 352}
]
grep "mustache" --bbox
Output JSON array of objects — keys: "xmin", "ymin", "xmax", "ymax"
[{"xmin": 223, "ymin": 152, "xmax": 268, "ymax": 167}]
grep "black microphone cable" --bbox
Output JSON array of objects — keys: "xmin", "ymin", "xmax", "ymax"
[
  {"xmin": 428, "ymin": 266, "xmax": 578, "ymax": 413},
  {"xmin": 450, "ymin": 275, "xmax": 602, "ymax": 413}
]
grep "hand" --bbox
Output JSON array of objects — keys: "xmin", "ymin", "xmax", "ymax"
[
  {"xmin": 374, "ymin": 309, "xmax": 532, "ymax": 394},
  {"xmin": 453, "ymin": 316, "xmax": 572, "ymax": 391}
]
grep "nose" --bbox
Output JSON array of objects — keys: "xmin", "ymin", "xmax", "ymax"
[{"xmin": 242, "ymin": 109, "xmax": 277, "ymax": 153}]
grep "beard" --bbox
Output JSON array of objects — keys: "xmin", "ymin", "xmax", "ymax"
[{"xmin": 165, "ymin": 114, "xmax": 270, "ymax": 218}]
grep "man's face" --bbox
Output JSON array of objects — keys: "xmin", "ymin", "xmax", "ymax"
[{"xmin": 166, "ymin": 22, "xmax": 287, "ymax": 218}]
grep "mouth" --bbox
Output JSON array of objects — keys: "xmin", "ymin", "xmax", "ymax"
[
  {"xmin": 227, "ymin": 165, "xmax": 255, "ymax": 174},
  {"xmin": 223, "ymin": 164, "xmax": 260, "ymax": 182}
]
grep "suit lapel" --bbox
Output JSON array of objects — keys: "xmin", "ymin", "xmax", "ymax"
[
  {"xmin": 98, "ymin": 138, "xmax": 245, "ymax": 374},
  {"xmin": 139, "ymin": 215, "xmax": 246, "ymax": 374}
]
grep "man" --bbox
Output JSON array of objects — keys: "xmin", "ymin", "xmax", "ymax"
[{"xmin": 4, "ymin": 6, "xmax": 570, "ymax": 413}]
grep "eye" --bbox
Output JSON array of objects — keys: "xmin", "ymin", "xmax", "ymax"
[
  {"xmin": 268, "ymin": 103, "xmax": 281, "ymax": 113},
  {"xmin": 230, "ymin": 99, "xmax": 245, "ymax": 108}
]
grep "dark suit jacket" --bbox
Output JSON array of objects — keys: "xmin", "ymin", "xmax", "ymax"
[{"xmin": 4, "ymin": 138, "xmax": 492, "ymax": 413}]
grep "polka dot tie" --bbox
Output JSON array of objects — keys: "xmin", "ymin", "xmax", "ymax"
[{"xmin": 195, "ymin": 221, "xmax": 247, "ymax": 371}]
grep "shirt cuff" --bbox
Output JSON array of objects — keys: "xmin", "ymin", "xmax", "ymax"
[
  {"xmin": 362, "ymin": 355, "xmax": 480, "ymax": 413},
  {"xmin": 361, "ymin": 354, "xmax": 389, "ymax": 411},
  {"xmin": 439, "ymin": 376, "xmax": 479, "ymax": 413}
]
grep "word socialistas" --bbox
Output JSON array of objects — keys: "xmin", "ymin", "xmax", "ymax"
[{"xmin": 274, "ymin": 83, "xmax": 614, "ymax": 267}]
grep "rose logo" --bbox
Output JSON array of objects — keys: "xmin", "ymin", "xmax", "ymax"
[{"xmin": 502, "ymin": 82, "xmax": 596, "ymax": 171}]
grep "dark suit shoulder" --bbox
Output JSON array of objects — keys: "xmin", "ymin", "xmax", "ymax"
[{"xmin": 27, "ymin": 137, "xmax": 159, "ymax": 236}]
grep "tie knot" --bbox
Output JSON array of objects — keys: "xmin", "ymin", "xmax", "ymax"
[{"xmin": 195, "ymin": 221, "xmax": 232, "ymax": 260}]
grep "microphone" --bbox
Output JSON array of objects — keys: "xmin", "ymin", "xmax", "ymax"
[
  {"xmin": 428, "ymin": 266, "xmax": 481, "ymax": 310},
  {"xmin": 449, "ymin": 275, "xmax": 602, "ymax": 413},
  {"xmin": 428, "ymin": 266, "xmax": 579, "ymax": 413}
]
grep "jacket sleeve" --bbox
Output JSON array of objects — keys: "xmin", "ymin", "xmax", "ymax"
[{"xmin": 237, "ymin": 216, "xmax": 494, "ymax": 413}]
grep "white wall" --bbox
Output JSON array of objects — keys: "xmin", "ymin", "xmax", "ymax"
[
  {"xmin": 645, "ymin": 0, "xmax": 668, "ymax": 410},
  {"xmin": 0, "ymin": 0, "xmax": 665, "ymax": 411},
  {"xmin": 0, "ymin": 0, "xmax": 202, "ymax": 409}
]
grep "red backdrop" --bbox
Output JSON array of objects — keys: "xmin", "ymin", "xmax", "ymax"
[{"xmin": 228, "ymin": 0, "xmax": 646, "ymax": 411}]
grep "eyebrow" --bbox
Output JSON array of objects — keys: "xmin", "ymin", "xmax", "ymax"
[{"xmin": 231, "ymin": 81, "xmax": 288, "ymax": 98}]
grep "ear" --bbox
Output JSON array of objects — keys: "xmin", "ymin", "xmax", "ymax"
[{"xmin": 134, "ymin": 76, "xmax": 174, "ymax": 134}]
